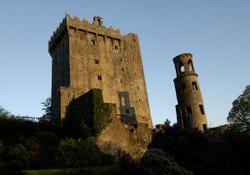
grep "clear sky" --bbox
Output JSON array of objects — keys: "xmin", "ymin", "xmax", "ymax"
[{"xmin": 0, "ymin": 0, "xmax": 249, "ymax": 127}]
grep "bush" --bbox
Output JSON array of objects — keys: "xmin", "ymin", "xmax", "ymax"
[
  {"xmin": 149, "ymin": 126, "xmax": 250, "ymax": 175},
  {"xmin": 55, "ymin": 138, "xmax": 110, "ymax": 168},
  {"xmin": 3, "ymin": 144, "xmax": 30, "ymax": 170},
  {"xmin": 55, "ymin": 138, "xmax": 79, "ymax": 168},
  {"xmin": 141, "ymin": 149, "xmax": 193, "ymax": 175}
]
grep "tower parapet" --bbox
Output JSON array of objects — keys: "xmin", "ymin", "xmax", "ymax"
[
  {"xmin": 49, "ymin": 14, "xmax": 122, "ymax": 52},
  {"xmin": 173, "ymin": 53, "xmax": 208, "ymax": 132}
]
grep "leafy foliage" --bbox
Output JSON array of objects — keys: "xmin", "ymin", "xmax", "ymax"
[
  {"xmin": 55, "ymin": 138, "xmax": 111, "ymax": 168},
  {"xmin": 41, "ymin": 97, "xmax": 51, "ymax": 116},
  {"xmin": 149, "ymin": 126, "xmax": 250, "ymax": 175},
  {"xmin": 0, "ymin": 108, "xmax": 61, "ymax": 170},
  {"xmin": 63, "ymin": 89, "xmax": 112, "ymax": 138},
  {"xmin": 227, "ymin": 85, "xmax": 250, "ymax": 135},
  {"xmin": 2, "ymin": 144, "xmax": 30, "ymax": 170},
  {"xmin": 0, "ymin": 106, "xmax": 10, "ymax": 117},
  {"xmin": 0, "ymin": 117, "xmax": 38, "ymax": 142},
  {"xmin": 0, "ymin": 93, "xmax": 113, "ymax": 171},
  {"xmin": 141, "ymin": 149, "xmax": 193, "ymax": 175},
  {"xmin": 92, "ymin": 90, "xmax": 112, "ymax": 134},
  {"xmin": 55, "ymin": 138, "xmax": 79, "ymax": 168}
]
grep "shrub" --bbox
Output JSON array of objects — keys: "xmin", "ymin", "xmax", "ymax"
[
  {"xmin": 55, "ymin": 138, "xmax": 79, "ymax": 168},
  {"xmin": 141, "ymin": 149, "xmax": 193, "ymax": 175},
  {"xmin": 55, "ymin": 138, "xmax": 109, "ymax": 168},
  {"xmin": 3, "ymin": 144, "xmax": 30, "ymax": 170}
]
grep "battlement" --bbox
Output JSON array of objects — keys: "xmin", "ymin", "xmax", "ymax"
[
  {"xmin": 49, "ymin": 14, "xmax": 124, "ymax": 51},
  {"xmin": 48, "ymin": 17, "xmax": 67, "ymax": 52}
]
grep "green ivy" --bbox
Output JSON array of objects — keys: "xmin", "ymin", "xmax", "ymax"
[
  {"xmin": 64, "ymin": 89, "xmax": 112, "ymax": 138},
  {"xmin": 92, "ymin": 89, "xmax": 112, "ymax": 134}
]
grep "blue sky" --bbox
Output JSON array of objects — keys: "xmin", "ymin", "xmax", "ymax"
[{"xmin": 0, "ymin": 0, "xmax": 249, "ymax": 127}]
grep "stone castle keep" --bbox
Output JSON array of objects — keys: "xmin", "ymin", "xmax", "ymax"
[
  {"xmin": 173, "ymin": 53, "xmax": 208, "ymax": 132},
  {"xmin": 49, "ymin": 15, "xmax": 153, "ymax": 129}
]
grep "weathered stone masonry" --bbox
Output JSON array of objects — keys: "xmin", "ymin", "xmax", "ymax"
[
  {"xmin": 48, "ymin": 15, "xmax": 153, "ymax": 129},
  {"xmin": 173, "ymin": 53, "xmax": 208, "ymax": 132}
]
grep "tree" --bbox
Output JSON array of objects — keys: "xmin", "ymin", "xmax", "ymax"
[
  {"xmin": 227, "ymin": 85, "xmax": 250, "ymax": 135},
  {"xmin": 41, "ymin": 97, "xmax": 51, "ymax": 116},
  {"xmin": 0, "ymin": 106, "xmax": 10, "ymax": 117},
  {"xmin": 40, "ymin": 97, "xmax": 52, "ymax": 123}
]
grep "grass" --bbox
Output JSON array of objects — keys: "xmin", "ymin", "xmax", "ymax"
[{"xmin": 22, "ymin": 165, "xmax": 122, "ymax": 175}]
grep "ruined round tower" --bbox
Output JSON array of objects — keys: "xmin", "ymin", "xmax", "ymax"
[{"xmin": 173, "ymin": 53, "xmax": 208, "ymax": 132}]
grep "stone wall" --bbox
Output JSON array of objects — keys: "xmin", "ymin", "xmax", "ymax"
[{"xmin": 97, "ymin": 104, "xmax": 152, "ymax": 160}]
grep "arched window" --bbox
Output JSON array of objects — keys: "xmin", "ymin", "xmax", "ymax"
[{"xmin": 179, "ymin": 61, "xmax": 185, "ymax": 73}]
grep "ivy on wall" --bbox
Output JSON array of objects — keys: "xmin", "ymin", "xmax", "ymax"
[
  {"xmin": 92, "ymin": 90, "xmax": 112, "ymax": 134},
  {"xmin": 63, "ymin": 89, "xmax": 112, "ymax": 138}
]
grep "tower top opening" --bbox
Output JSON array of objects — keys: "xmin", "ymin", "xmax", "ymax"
[{"xmin": 93, "ymin": 16, "xmax": 103, "ymax": 27}]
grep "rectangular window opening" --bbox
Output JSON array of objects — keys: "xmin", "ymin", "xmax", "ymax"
[
  {"xmin": 97, "ymin": 75, "xmax": 102, "ymax": 80},
  {"xmin": 203, "ymin": 124, "xmax": 207, "ymax": 132},
  {"xmin": 186, "ymin": 106, "xmax": 192, "ymax": 116},
  {"xmin": 125, "ymin": 109, "xmax": 130, "ymax": 114},
  {"xmin": 182, "ymin": 83, "xmax": 186, "ymax": 91},
  {"xmin": 95, "ymin": 59, "xmax": 99, "ymax": 64},
  {"xmin": 192, "ymin": 81, "xmax": 198, "ymax": 90},
  {"xmin": 199, "ymin": 105, "xmax": 205, "ymax": 115}
]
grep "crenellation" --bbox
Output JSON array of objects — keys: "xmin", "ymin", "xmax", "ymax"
[
  {"xmin": 49, "ymin": 14, "xmax": 123, "ymax": 53},
  {"xmin": 48, "ymin": 20, "xmax": 67, "ymax": 52},
  {"xmin": 66, "ymin": 15, "xmax": 121, "ymax": 37}
]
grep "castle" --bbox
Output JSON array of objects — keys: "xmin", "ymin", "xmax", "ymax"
[
  {"xmin": 48, "ymin": 16, "xmax": 208, "ymax": 155},
  {"xmin": 48, "ymin": 15, "xmax": 154, "ymax": 157},
  {"xmin": 48, "ymin": 15, "xmax": 153, "ymax": 129}
]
